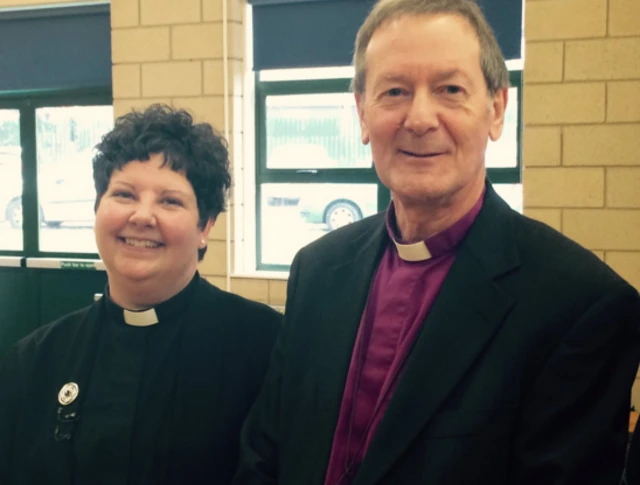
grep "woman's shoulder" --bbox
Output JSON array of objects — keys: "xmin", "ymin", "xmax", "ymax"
[
  {"xmin": 197, "ymin": 276, "xmax": 273, "ymax": 308},
  {"xmin": 195, "ymin": 277, "xmax": 283, "ymax": 326},
  {"xmin": 0, "ymin": 304, "xmax": 98, "ymax": 389},
  {"xmin": 191, "ymin": 278, "xmax": 282, "ymax": 360},
  {"xmin": 9, "ymin": 304, "xmax": 97, "ymax": 361}
]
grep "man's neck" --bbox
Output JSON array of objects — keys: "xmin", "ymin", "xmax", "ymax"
[{"xmin": 393, "ymin": 180, "xmax": 484, "ymax": 243}]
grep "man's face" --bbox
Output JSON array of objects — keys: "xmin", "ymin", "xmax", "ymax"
[{"xmin": 356, "ymin": 13, "xmax": 507, "ymax": 208}]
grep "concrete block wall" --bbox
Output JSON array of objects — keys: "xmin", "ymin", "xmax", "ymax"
[{"xmin": 522, "ymin": 0, "xmax": 640, "ymax": 405}]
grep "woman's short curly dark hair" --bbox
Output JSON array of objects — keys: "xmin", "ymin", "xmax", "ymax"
[{"xmin": 93, "ymin": 104, "xmax": 231, "ymax": 261}]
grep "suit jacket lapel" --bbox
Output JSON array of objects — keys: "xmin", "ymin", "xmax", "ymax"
[{"xmin": 353, "ymin": 185, "xmax": 521, "ymax": 485}]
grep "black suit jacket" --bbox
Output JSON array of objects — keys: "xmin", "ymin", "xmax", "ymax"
[
  {"xmin": 234, "ymin": 183, "xmax": 640, "ymax": 485},
  {"xmin": 0, "ymin": 276, "xmax": 282, "ymax": 485}
]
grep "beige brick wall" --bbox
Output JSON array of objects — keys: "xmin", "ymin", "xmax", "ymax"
[{"xmin": 523, "ymin": 0, "xmax": 640, "ymax": 406}]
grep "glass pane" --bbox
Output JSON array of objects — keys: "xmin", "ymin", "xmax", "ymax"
[
  {"xmin": 0, "ymin": 110, "xmax": 22, "ymax": 251},
  {"xmin": 36, "ymin": 105, "xmax": 114, "ymax": 253},
  {"xmin": 493, "ymin": 183, "xmax": 522, "ymax": 213},
  {"xmin": 485, "ymin": 86, "xmax": 519, "ymax": 168},
  {"xmin": 265, "ymin": 93, "xmax": 371, "ymax": 170},
  {"xmin": 260, "ymin": 183, "xmax": 378, "ymax": 266}
]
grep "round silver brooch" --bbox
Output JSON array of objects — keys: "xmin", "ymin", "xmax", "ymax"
[{"xmin": 58, "ymin": 382, "xmax": 79, "ymax": 406}]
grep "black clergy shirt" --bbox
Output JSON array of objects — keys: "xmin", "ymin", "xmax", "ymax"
[{"xmin": 73, "ymin": 277, "xmax": 194, "ymax": 484}]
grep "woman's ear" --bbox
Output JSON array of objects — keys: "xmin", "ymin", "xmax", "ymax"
[{"xmin": 199, "ymin": 218, "xmax": 215, "ymax": 248}]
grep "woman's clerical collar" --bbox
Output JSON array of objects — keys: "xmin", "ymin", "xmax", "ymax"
[
  {"xmin": 103, "ymin": 272, "xmax": 199, "ymax": 327},
  {"xmin": 122, "ymin": 308, "xmax": 159, "ymax": 326}
]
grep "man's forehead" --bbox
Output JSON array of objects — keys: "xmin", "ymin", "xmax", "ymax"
[
  {"xmin": 364, "ymin": 13, "xmax": 482, "ymax": 76},
  {"xmin": 367, "ymin": 12, "xmax": 479, "ymax": 51}
]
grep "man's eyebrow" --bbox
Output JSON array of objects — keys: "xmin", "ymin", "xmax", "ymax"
[
  {"xmin": 433, "ymin": 68, "xmax": 474, "ymax": 84},
  {"xmin": 377, "ymin": 73, "xmax": 412, "ymax": 85},
  {"xmin": 374, "ymin": 69, "xmax": 475, "ymax": 87}
]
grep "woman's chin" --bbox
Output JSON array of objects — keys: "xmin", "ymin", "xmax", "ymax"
[{"xmin": 111, "ymin": 261, "xmax": 159, "ymax": 282}]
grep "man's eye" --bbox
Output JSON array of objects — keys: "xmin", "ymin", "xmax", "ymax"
[
  {"xmin": 444, "ymin": 85, "xmax": 463, "ymax": 95},
  {"xmin": 387, "ymin": 88, "xmax": 404, "ymax": 97}
]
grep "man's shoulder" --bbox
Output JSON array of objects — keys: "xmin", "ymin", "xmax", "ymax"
[
  {"xmin": 297, "ymin": 212, "xmax": 385, "ymax": 261},
  {"xmin": 510, "ymin": 210, "xmax": 628, "ymax": 291}
]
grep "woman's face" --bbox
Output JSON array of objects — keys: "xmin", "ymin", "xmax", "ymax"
[{"xmin": 94, "ymin": 153, "xmax": 212, "ymax": 300}]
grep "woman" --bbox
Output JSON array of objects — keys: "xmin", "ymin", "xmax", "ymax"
[
  {"xmin": 624, "ymin": 423, "xmax": 640, "ymax": 484},
  {"xmin": 0, "ymin": 105, "xmax": 282, "ymax": 485}
]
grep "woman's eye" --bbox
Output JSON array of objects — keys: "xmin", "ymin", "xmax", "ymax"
[
  {"xmin": 113, "ymin": 191, "xmax": 133, "ymax": 198},
  {"xmin": 162, "ymin": 198, "xmax": 183, "ymax": 206}
]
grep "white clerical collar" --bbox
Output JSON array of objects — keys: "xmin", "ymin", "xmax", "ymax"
[
  {"xmin": 123, "ymin": 308, "xmax": 159, "ymax": 326},
  {"xmin": 392, "ymin": 239, "xmax": 432, "ymax": 262}
]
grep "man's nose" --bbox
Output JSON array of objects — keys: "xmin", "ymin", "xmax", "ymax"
[{"xmin": 404, "ymin": 91, "xmax": 440, "ymax": 135}]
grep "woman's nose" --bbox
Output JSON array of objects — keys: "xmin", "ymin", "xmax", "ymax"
[{"xmin": 128, "ymin": 202, "xmax": 156, "ymax": 227}]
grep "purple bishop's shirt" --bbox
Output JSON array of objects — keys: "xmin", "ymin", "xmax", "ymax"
[{"xmin": 322, "ymin": 192, "xmax": 485, "ymax": 485}]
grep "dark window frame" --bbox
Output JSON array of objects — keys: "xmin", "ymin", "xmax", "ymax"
[{"xmin": 0, "ymin": 89, "xmax": 112, "ymax": 260}]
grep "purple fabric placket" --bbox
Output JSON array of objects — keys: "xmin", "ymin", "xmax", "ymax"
[{"xmin": 323, "ymin": 191, "xmax": 485, "ymax": 485}]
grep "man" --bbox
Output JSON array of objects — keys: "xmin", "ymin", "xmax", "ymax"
[{"xmin": 233, "ymin": 1, "xmax": 640, "ymax": 484}]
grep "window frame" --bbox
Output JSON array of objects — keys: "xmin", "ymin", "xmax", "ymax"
[
  {"xmin": 0, "ymin": 89, "xmax": 112, "ymax": 260},
  {"xmin": 252, "ymin": 69, "xmax": 522, "ymax": 272}
]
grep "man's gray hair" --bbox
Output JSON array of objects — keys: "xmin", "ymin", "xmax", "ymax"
[{"xmin": 352, "ymin": 0, "xmax": 510, "ymax": 96}]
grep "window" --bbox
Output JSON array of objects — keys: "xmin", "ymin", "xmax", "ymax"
[
  {"xmin": 0, "ymin": 93, "xmax": 113, "ymax": 259},
  {"xmin": 36, "ymin": 105, "xmax": 113, "ymax": 253},
  {"xmin": 246, "ymin": 68, "xmax": 522, "ymax": 273},
  {"xmin": 254, "ymin": 77, "xmax": 387, "ymax": 270},
  {"xmin": 0, "ymin": 109, "xmax": 22, "ymax": 251}
]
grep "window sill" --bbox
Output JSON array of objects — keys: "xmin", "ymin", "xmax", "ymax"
[
  {"xmin": 231, "ymin": 270, "xmax": 289, "ymax": 281},
  {"xmin": 26, "ymin": 257, "xmax": 105, "ymax": 271}
]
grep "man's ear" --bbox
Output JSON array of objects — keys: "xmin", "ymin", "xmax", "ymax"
[
  {"xmin": 488, "ymin": 87, "xmax": 508, "ymax": 142},
  {"xmin": 355, "ymin": 92, "xmax": 370, "ymax": 145}
]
